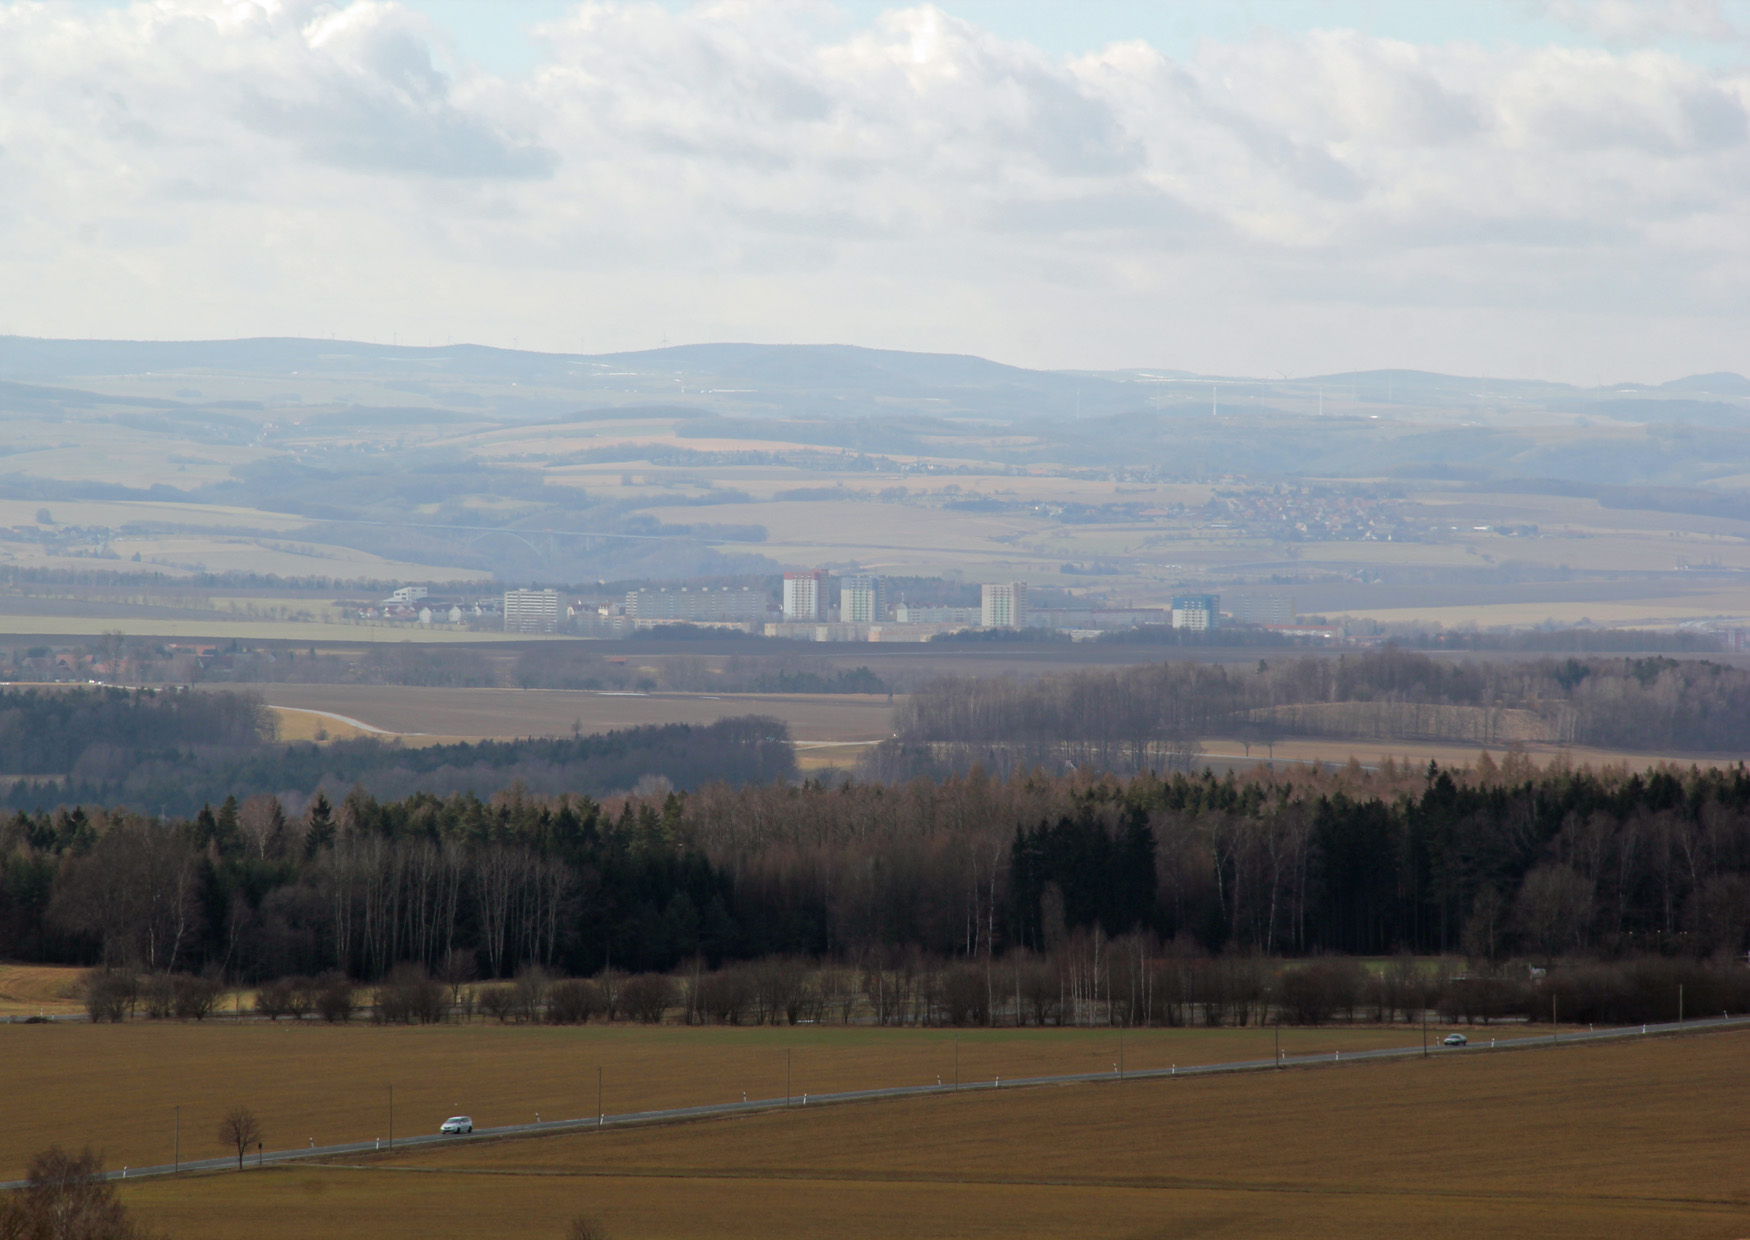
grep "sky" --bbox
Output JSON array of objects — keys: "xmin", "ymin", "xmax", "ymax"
[{"xmin": 6, "ymin": 0, "xmax": 1750, "ymax": 382}]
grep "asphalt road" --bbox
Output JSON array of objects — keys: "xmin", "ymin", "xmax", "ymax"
[{"xmin": 7, "ymin": 1014, "xmax": 1746, "ymax": 1190}]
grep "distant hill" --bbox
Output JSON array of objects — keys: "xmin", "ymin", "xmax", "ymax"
[
  {"xmin": 0, "ymin": 335, "xmax": 1740, "ymax": 424},
  {"xmin": 1659, "ymin": 372, "xmax": 1750, "ymax": 395}
]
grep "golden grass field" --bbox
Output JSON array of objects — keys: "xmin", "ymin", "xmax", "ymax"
[
  {"xmin": 106, "ymin": 1028, "xmax": 1750, "ymax": 1239},
  {"xmin": 0, "ymin": 964, "xmax": 84, "ymax": 1017},
  {"xmin": 266, "ymin": 707, "xmax": 392, "ymax": 745},
  {"xmin": 1, "ymin": 1017, "xmax": 1507, "ymax": 1183}
]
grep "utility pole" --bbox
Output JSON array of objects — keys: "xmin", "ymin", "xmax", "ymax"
[
  {"xmin": 1679, "ymin": 984, "xmax": 1684, "ymax": 1025},
  {"xmin": 954, "ymin": 1034, "xmax": 959, "ymax": 1091},
  {"xmin": 1422, "ymin": 1005, "xmax": 1427, "ymax": 1058},
  {"xmin": 1119, "ymin": 1028, "xmax": 1125, "ymax": 1080},
  {"xmin": 174, "ymin": 1106, "xmax": 180, "ymax": 1175},
  {"xmin": 597, "ymin": 1066, "xmax": 603, "ymax": 1128},
  {"xmin": 388, "ymin": 1083, "xmax": 394, "ymax": 1152},
  {"xmin": 786, "ymin": 1049, "xmax": 792, "ymax": 1107}
]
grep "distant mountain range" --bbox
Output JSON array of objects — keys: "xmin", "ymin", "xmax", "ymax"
[{"xmin": 0, "ymin": 335, "xmax": 1742, "ymax": 423}]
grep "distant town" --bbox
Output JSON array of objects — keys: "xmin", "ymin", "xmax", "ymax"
[{"xmin": 347, "ymin": 574, "xmax": 1325, "ymax": 644}]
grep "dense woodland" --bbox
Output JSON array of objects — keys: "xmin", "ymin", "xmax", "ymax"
[
  {"xmin": 879, "ymin": 650, "xmax": 1750, "ymax": 778},
  {"xmin": 0, "ymin": 688, "xmax": 794, "ymax": 814},
  {"xmin": 7, "ymin": 757, "xmax": 1750, "ymax": 995}
]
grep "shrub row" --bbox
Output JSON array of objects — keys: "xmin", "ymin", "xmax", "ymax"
[{"xmin": 80, "ymin": 951, "xmax": 1750, "ymax": 1029}]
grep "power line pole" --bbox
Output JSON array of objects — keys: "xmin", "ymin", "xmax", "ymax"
[
  {"xmin": 388, "ymin": 1083, "xmax": 394, "ymax": 1152},
  {"xmin": 174, "ymin": 1106, "xmax": 179, "ymax": 1175},
  {"xmin": 598, "ymin": 1066, "xmax": 603, "ymax": 1128}
]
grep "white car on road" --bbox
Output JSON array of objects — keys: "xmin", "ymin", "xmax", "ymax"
[
  {"xmin": 1442, "ymin": 1033, "xmax": 1468, "ymax": 1047},
  {"xmin": 439, "ymin": 1116, "xmax": 474, "ymax": 1134}
]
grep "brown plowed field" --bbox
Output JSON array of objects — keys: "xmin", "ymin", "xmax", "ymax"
[
  {"xmin": 117, "ymin": 1028, "xmax": 1750, "ymax": 1240},
  {"xmin": 7, "ymin": 1020, "xmax": 1487, "ymax": 1181}
]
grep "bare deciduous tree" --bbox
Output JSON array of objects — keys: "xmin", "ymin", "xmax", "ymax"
[
  {"xmin": 0, "ymin": 1147, "xmax": 157, "ymax": 1240},
  {"xmin": 218, "ymin": 1107, "xmax": 263, "ymax": 1170}
]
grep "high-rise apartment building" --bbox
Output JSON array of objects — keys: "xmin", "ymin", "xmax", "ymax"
[
  {"xmin": 783, "ymin": 570, "xmax": 828, "ymax": 621},
  {"xmin": 981, "ymin": 581, "xmax": 1028, "ymax": 629},
  {"xmin": 1171, "ymin": 594, "xmax": 1220, "ymax": 631},
  {"xmin": 503, "ymin": 588, "xmax": 561, "ymax": 633},
  {"xmin": 839, "ymin": 574, "xmax": 885, "ymax": 624}
]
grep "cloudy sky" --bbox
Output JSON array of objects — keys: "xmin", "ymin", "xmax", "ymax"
[{"xmin": 4, "ymin": 0, "xmax": 1749, "ymax": 382}]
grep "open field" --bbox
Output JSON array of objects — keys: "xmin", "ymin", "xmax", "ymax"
[
  {"xmin": 0, "ymin": 964, "xmax": 84, "ymax": 1017},
  {"xmin": 112, "ymin": 1028, "xmax": 1750, "ymax": 1239},
  {"xmin": 0, "ymin": 616, "xmax": 536, "ymax": 642},
  {"xmin": 1194, "ymin": 735, "xmax": 1750, "ymax": 775},
  {"xmin": 246, "ymin": 684, "xmax": 1745, "ymax": 770},
  {"xmin": 245, "ymin": 685, "xmax": 902, "ymax": 745},
  {"xmin": 0, "ymin": 1019, "xmax": 1520, "ymax": 1183},
  {"xmin": 266, "ymin": 707, "xmax": 406, "ymax": 745}
]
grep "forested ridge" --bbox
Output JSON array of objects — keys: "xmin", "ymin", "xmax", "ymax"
[
  {"xmin": 0, "ymin": 687, "xmax": 795, "ymax": 813},
  {"xmin": 6, "ymin": 756, "xmax": 1750, "ymax": 987}
]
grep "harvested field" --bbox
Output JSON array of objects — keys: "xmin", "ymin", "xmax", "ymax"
[
  {"xmin": 2, "ymin": 1020, "xmax": 1488, "ymax": 1182},
  {"xmin": 0, "ymin": 965, "xmax": 85, "ymax": 1016},
  {"xmin": 117, "ymin": 1028, "xmax": 1750, "ymax": 1239}
]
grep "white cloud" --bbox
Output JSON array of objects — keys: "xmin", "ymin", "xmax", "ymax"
[
  {"xmin": 0, "ymin": 0, "xmax": 1746, "ymax": 380},
  {"xmin": 1538, "ymin": 0, "xmax": 1741, "ymax": 45}
]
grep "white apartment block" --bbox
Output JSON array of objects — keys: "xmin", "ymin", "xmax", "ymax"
[
  {"xmin": 625, "ymin": 586, "xmax": 765, "ymax": 624},
  {"xmin": 503, "ymin": 588, "xmax": 561, "ymax": 633},
  {"xmin": 895, "ymin": 604, "xmax": 981, "ymax": 625},
  {"xmin": 981, "ymin": 581, "xmax": 1028, "ymax": 629},
  {"xmin": 1171, "ymin": 594, "xmax": 1220, "ymax": 631},
  {"xmin": 783, "ymin": 570, "xmax": 828, "ymax": 621}
]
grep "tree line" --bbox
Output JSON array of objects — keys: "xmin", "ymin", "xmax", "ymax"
[
  {"xmin": 7, "ymin": 754, "xmax": 1750, "ymax": 984},
  {"xmin": 879, "ymin": 649, "xmax": 1750, "ymax": 776}
]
